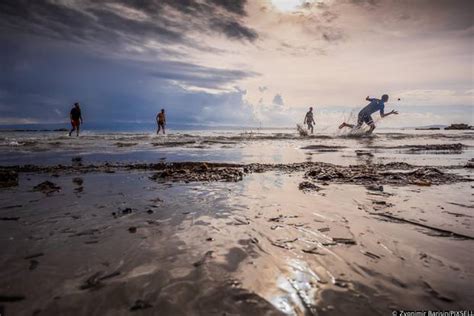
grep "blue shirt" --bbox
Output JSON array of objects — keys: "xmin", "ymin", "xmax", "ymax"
[{"xmin": 360, "ymin": 98, "xmax": 384, "ymax": 116}]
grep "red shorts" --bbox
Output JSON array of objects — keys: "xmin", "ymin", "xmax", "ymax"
[{"xmin": 71, "ymin": 119, "xmax": 80, "ymax": 128}]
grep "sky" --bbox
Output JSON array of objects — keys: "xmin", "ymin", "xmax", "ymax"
[{"xmin": 0, "ymin": 0, "xmax": 473, "ymax": 128}]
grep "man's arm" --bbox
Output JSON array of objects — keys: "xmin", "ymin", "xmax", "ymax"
[
  {"xmin": 380, "ymin": 110, "xmax": 398, "ymax": 118},
  {"xmin": 366, "ymin": 96, "xmax": 377, "ymax": 102}
]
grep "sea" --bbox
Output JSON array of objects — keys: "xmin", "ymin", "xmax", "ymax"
[{"xmin": 0, "ymin": 123, "xmax": 472, "ymax": 167}]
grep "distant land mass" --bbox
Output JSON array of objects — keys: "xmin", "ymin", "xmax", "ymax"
[{"xmin": 414, "ymin": 124, "xmax": 447, "ymax": 130}]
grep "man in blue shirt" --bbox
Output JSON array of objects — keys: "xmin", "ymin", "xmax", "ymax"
[{"xmin": 339, "ymin": 94, "xmax": 398, "ymax": 134}]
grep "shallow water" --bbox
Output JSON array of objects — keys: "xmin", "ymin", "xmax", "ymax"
[{"xmin": 0, "ymin": 128, "xmax": 473, "ymax": 166}]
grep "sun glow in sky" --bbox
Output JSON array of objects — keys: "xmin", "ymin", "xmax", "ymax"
[{"xmin": 271, "ymin": 0, "xmax": 304, "ymax": 11}]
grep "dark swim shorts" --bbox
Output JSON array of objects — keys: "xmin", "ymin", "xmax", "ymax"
[
  {"xmin": 71, "ymin": 119, "xmax": 80, "ymax": 128},
  {"xmin": 357, "ymin": 112, "xmax": 374, "ymax": 126}
]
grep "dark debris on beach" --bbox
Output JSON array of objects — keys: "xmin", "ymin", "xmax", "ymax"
[
  {"xmin": 302, "ymin": 163, "xmax": 469, "ymax": 188},
  {"xmin": 32, "ymin": 181, "xmax": 61, "ymax": 195},
  {"xmin": 0, "ymin": 170, "xmax": 18, "ymax": 188},
  {"xmin": 0, "ymin": 161, "xmax": 471, "ymax": 188},
  {"xmin": 149, "ymin": 162, "xmax": 244, "ymax": 183}
]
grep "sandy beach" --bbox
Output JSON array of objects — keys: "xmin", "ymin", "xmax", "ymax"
[{"xmin": 0, "ymin": 129, "xmax": 473, "ymax": 315}]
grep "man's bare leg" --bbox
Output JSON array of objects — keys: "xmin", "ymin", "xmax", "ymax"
[
  {"xmin": 76, "ymin": 125, "xmax": 80, "ymax": 137},
  {"xmin": 366, "ymin": 124, "xmax": 375, "ymax": 134},
  {"xmin": 339, "ymin": 122, "xmax": 355, "ymax": 129}
]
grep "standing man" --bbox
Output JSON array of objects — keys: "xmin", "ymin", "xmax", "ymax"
[
  {"xmin": 156, "ymin": 109, "xmax": 166, "ymax": 135},
  {"xmin": 304, "ymin": 107, "xmax": 316, "ymax": 134},
  {"xmin": 69, "ymin": 102, "xmax": 83, "ymax": 137},
  {"xmin": 339, "ymin": 94, "xmax": 398, "ymax": 134}
]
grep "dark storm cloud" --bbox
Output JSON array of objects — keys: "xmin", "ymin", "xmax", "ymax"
[
  {"xmin": 0, "ymin": 0, "xmax": 260, "ymax": 124},
  {"xmin": 147, "ymin": 61, "xmax": 256, "ymax": 89},
  {"xmin": 0, "ymin": 38, "xmax": 255, "ymax": 124},
  {"xmin": 0, "ymin": 0, "xmax": 257, "ymax": 49},
  {"xmin": 209, "ymin": 0, "xmax": 247, "ymax": 15},
  {"xmin": 0, "ymin": 1, "xmax": 180, "ymax": 51},
  {"xmin": 211, "ymin": 19, "xmax": 258, "ymax": 41}
]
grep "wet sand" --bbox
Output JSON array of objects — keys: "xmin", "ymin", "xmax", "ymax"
[{"xmin": 0, "ymin": 129, "xmax": 473, "ymax": 315}]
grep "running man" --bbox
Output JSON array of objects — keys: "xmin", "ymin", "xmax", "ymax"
[
  {"xmin": 156, "ymin": 109, "xmax": 166, "ymax": 134},
  {"xmin": 339, "ymin": 94, "xmax": 398, "ymax": 134},
  {"xmin": 69, "ymin": 102, "xmax": 83, "ymax": 137},
  {"xmin": 304, "ymin": 107, "xmax": 316, "ymax": 134}
]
